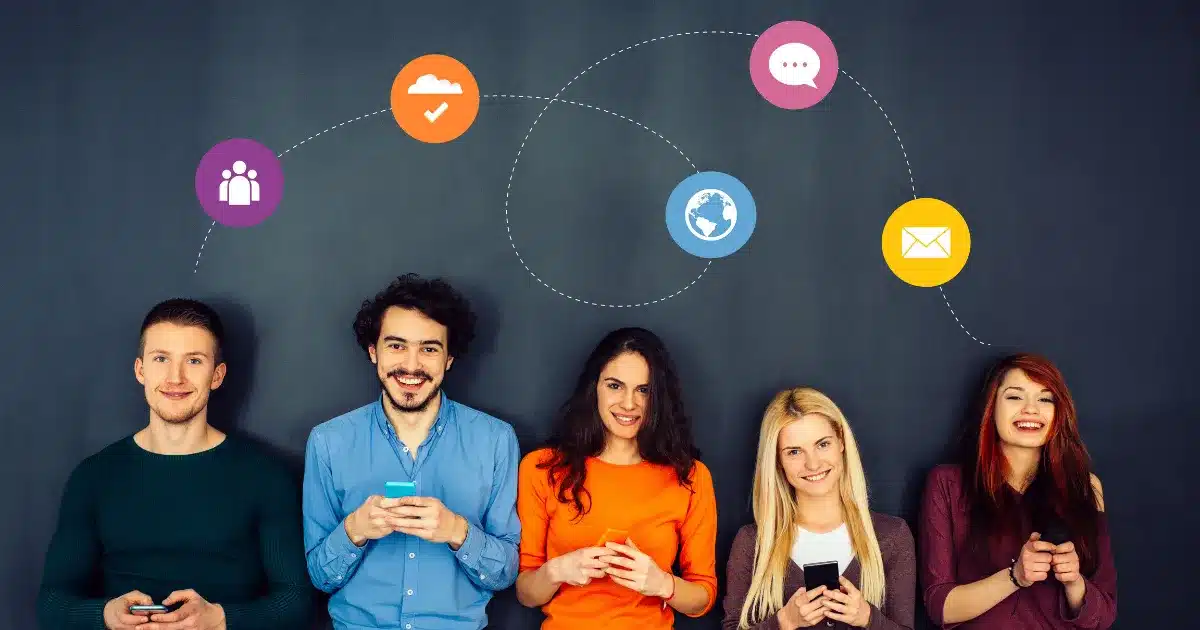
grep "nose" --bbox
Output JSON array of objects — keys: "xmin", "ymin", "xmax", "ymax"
[
  {"xmin": 1021, "ymin": 396, "xmax": 1039, "ymax": 414},
  {"xmin": 166, "ymin": 359, "xmax": 186, "ymax": 384},
  {"xmin": 402, "ymin": 348, "xmax": 421, "ymax": 371},
  {"xmin": 802, "ymin": 453, "xmax": 822, "ymax": 471},
  {"xmin": 620, "ymin": 388, "xmax": 637, "ymax": 410}
]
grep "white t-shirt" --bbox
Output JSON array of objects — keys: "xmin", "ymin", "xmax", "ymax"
[{"xmin": 790, "ymin": 523, "xmax": 855, "ymax": 574}]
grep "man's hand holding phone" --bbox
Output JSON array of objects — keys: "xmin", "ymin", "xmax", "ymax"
[
  {"xmin": 103, "ymin": 590, "xmax": 155, "ymax": 628},
  {"xmin": 387, "ymin": 495, "xmax": 469, "ymax": 549},
  {"xmin": 144, "ymin": 589, "xmax": 226, "ymax": 629},
  {"xmin": 345, "ymin": 494, "xmax": 409, "ymax": 546}
]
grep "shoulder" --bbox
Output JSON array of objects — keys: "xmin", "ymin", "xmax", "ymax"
[
  {"xmin": 519, "ymin": 447, "xmax": 557, "ymax": 476},
  {"xmin": 222, "ymin": 436, "xmax": 297, "ymax": 485},
  {"xmin": 870, "ymin": 512, "xmax": 915, "ymax": 551},
  {"xmin": 448, "ymin": 399, "xmax": 518, "ymax": 444},
  {"xmin": 923, "ymin": 463, "xmax": 967, "ymax": 498},
  {"xmin": 1090, "ymin": 473, "xmax": 1105, "ymax": 512},
  {"xmin": 687, "ymin": 458, "xmax": 714, "ymax": 487},
  {"xmin": 307, "ymin": 401, "xmax": 377, "ymax": 443}
]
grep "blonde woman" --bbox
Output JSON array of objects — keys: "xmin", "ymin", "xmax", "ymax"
[{"xmin": 722, "ymin": 388, "xmax": 916, "ymax": 630}]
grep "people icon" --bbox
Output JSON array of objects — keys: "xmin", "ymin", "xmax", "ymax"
[{"xmin": 218, "ymin": 160, "xmax": 260, "ymax": 206}]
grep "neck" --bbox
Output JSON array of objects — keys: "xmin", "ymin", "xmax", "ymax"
[
  {"xmin": 138, "ymin": 411, "xmax": 223, "ymax": 455},
  {"xmin": 1002, "ymin": 443, "xmax": 1042, "ymax": 491},
  {"xmin": 384, "ymin": 391, "xmax": 442, "ymax": 439},
  {"xmin": 598, "ymin": 435, "xmax": 642, "ymax": 465},
  {"xmin": 793, "ymin": 489, "xmax": 845, "ymax": 532}
]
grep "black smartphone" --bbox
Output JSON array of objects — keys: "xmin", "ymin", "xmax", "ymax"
[
  {"xmin": 802, "ymin": 560, "xmax": 841, "ymax": 591},
  {"xmin": 1038, "ymin": 520, "xmax": 1071, "ymax": 546},
  {"xmin": 129, "ymin": 605, "xmax": 168, "ymax": 615}
]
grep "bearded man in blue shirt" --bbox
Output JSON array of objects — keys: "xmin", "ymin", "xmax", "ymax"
[{"xmin": 302, "ymin": 273, "xmax": 521, "ymax": 630}]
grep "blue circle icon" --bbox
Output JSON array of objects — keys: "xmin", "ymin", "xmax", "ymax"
[{"xmin": 665, "ymin": 171, "xmax": 756, "ymax": 258}]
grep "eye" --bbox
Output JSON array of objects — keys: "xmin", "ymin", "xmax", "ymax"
[
  {"xmin": 388, "ymin": 343, "xmax": 401, "ymax": 350},
  {"xmin": 818, "ymin": 440, "xmax": 831, "ymax": 449},
  {"xmin": 636, "ymin": 386, "xmax": 649, "ymax": 394},
  {"xmin": 1005, "ymin": 395, "xmax": 1022, "ymax": 401},
  {"xmin": 607, "ymin": 382, "xmax": 620, "ymax": 390},
  {"xmin": 1039, "ymin": 397, "xmax": 1055, "ymax": 404}
]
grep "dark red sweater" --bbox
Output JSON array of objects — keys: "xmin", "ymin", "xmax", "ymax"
[{"xmin": 918, "ymin": 464, "xmax": 1117, "ymax": 629}]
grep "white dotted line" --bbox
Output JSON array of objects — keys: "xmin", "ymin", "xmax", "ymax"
[
  {"xmin": 193, "ymin": 108, "xmax": 391, "ymax": 273},
  {"xmin": 938, "ymin": 285, "xmax": 991, "ymax": 346},
  {"xmin": 836, "ymin": 69, "xmax": 916, "ymax": 199},
  {"xmin": 504, "ymin": 30, "xmax": 757, "ymax": 308}
]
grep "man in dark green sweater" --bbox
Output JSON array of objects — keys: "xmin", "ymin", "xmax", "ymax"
[{"xmin": 36, "ymin": 298, "xmax": 314, "ymax": 630}]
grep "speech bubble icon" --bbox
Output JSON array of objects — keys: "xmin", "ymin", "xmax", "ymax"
[{"xmin": 767, "ymin": 42, "xmax": 821, "ymax": 88}]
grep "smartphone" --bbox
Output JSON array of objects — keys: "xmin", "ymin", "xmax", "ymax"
[
  {"xmin": 1038, "ymin": 520, "xmax": 1071, "ymax": 546},
  {"xmin": 384, "ymin": 481, "xmax": 416, "ymax": 499},
  {"xmin": 129, "ymin": 605, "xmax": 168, "ymax": 615},
  {"xmin": 596, "ymin": 528, "xmax": 630, "ymax": 546},
  {"xmin": 802, "ymin": 560, "xmax": 841, "ymax": 591}
]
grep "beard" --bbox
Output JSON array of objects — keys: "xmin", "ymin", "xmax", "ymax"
[
  {"xmin": 149, "ymin": 399, "xmax": 206, "ymax": 425},
  {"xmin": 381, "ymin": 367, "xmax": 442, "ymax": 413}
]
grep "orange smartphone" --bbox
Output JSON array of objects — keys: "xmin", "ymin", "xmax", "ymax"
[{"xmin": 597, "ymin": 528, "xmax": 630, "ymax": 546}]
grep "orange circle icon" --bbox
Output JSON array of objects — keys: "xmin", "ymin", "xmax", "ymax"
[{"xmin": 390, "ymin": 54, "xmax": 480, "ymax": 144}]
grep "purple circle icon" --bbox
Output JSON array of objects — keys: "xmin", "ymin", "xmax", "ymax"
[
  {"xmin": 195, "ymin": 138, "xmax": 284, "ymax": 227},
  {"xmin": 749, "ymin": 21, "xmax": 838, "ymax": 110}
]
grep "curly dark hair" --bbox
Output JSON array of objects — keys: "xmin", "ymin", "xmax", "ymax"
[
  {"xmin": 538, "ymin": 327, "xmax": 701, "ymax": 519},
  {"xmin": 352, "ymin": 273, "xmax": 477, "ymax": 358}
]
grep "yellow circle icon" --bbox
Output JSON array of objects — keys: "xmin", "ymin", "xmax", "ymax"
[{"xmin": 881, "ymin": 197, "xmax": 971, "ymax": 287}]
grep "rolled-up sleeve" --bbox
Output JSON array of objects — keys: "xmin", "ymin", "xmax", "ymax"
[{"xmin": 918, "ymin": 467, "xmax": 963, "ymax": 629}]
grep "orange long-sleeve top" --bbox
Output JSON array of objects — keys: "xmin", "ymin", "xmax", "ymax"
[{"xmin": 517, "ymin": 447, "xmax": 719, "ymax": 629}]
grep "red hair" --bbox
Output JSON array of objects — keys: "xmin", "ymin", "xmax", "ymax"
[{"xmin": 962, "ymin": 353, "xmax": 1101, "ymax": 574}]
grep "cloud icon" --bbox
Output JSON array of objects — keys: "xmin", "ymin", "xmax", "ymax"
[{"xmin": 407, "ymin": 74, "xmax": 463, "ymax": 95}]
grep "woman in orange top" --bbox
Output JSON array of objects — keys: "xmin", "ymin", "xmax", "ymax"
[{"xmin": 515, "ymin": 327, "xmax": 719, "ymax": 629}]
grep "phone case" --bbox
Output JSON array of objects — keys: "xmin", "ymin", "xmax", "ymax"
[{"xmin": 384, "ymin": 481, "xmax": 416, "ymax": 499}]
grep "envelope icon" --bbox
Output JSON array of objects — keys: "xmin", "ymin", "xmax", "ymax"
[{"xmin": 901, "ymin": 226, "xmax": 950, "ymax": 259}]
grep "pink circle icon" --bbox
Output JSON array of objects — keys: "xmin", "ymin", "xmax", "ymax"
[{"xmin": 749, "ymin": 21, "xmax": 838, "ymax": 110}]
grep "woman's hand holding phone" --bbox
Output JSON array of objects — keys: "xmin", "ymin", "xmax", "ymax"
[
  {"xmin": 1012, "ymin": 532, "xmax": 1057, "ymax": 587},
  {"xmin": 548, "ymin": 546, "xmax": 615, "ymax": 586},
  {"xmin": 776, "ymin": 586, "xmax": 828, "ymax": 629}
]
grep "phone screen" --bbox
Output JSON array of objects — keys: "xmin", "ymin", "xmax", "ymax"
[
  {"xmin": 129, "ymin": 605, "xmax": 168, "ymax": 614},
  {"xmin": 802, "ymin": 561, "xmax": 841, "ymax": 591}
]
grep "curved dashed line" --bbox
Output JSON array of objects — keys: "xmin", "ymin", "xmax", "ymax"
[
  {"xmin": 837, "ymin": 69, "xmax": 987, "ymax": 345},
  {"xmin": 193, "ymin": 107, "xmax": 391, "ymax": 273},
  {"xmin": 503, "ymin": 30, "xmax": 759, "ymax": 308}
]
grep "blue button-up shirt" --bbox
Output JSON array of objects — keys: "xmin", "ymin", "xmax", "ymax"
[{"xmin": 302, "ymin": 392, "xmax": 521, "ymax": 630}]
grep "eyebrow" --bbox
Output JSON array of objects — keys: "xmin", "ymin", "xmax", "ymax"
[
  {"xmin": 780, "ymin": 434, "xmax": 835, "ymax": 449},
  {"xmin": 146, "ymin": 349, "xmax": 210, "ymax": 358},
  {"xmin": 1003, "ymin": 386, "xmax": 1052, "ymax": 394},
  {"xmin": 603, "ymin": 376, "xmax": 648, "ymax": 387},
  {"xmin": 382, "ymin": 335, "xmax": 444, "ymax": 347}
]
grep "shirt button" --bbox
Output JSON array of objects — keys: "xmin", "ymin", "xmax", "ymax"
[
  {"xmin": 349, "ymin": 553, "xmax": 356, "ymax": 558},
  {"xmin": 480, "ymin": 573, "xmax": 486, "ymax": 579},
  {"xmin": 405, "ymin": 625, "xmax": 412, "ymax": 629},
  {"xmin": 336, "ymin": 575, "xmax": 342, "ymax": 580},
  {"xmin": 409, "ymin": 552, "xmax": 415, "ymax": 558},
  {"xmin": 402, "ymin": 446, "xmax": 409, "ymax": 452},
  {"xmin": 407, "ymin": 589, "xmax": 414, "ymax": 596}
]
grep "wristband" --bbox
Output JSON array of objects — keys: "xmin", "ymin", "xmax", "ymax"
[{"xmin": 1009, "ymin": 561, "xmax": 1026, "ymax": 588}]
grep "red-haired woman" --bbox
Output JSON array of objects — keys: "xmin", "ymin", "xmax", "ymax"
[{"xmin": 918, "ymin": 353, "xmax": 1116, "ymax": 628}]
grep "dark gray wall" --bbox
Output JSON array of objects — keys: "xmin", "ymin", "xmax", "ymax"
[{"xmin": 2, "ymin": 1, "xmax": 1196, "ymax": 628}]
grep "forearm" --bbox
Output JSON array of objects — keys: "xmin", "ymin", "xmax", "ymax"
[
  {"xmin": 218, "ymin": 586, "xmax": 313, "ymax": 630},
  {"xmin": 940, "ymin": 568, "xmax": 1019, "ymax": 624},
  {"xmin": 1064, "ymin": 580, "xmax": 1086, "ymax": 613},
  {"xmin": 866, "ymin": 602, "xmax": 915, "ymax": 630},
  {"xmin": 664, "ymin": 575, "xmax": 711, "ymax": 617},
  {"xmin": 515, "ymin": 562, "xmax": 561, "ymax": 608},
  {"xmin": 35, "ymin": 588, "xmax": 107, "ymax": 630}
]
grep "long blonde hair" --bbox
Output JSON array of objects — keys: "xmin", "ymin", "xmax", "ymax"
[{"xmin": 738, "ymin": 387, "xmax": 887, "ymax": 629}]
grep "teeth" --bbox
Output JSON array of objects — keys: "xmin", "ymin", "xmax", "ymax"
[
  {"xmin": 397, "ymin": 377, "xmax": 424, "ymax": 385},
  {"xmin": 614, "ymin": 415, "xmax": 638, "ymax": 423},
  {"xmin": 803, "ymin": 470, "xmax": 830, "ymax": 482},
  {"xmin": 1015, "ymin": 421, "xmax": 1043, "ymax": 429}
]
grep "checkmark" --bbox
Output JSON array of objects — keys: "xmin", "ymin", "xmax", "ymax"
[{"xmin": 424, "ymin": 102, "xmax": 449, "ymax": 122}]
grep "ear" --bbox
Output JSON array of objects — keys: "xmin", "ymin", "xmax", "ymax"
[
  {"xmin": 210, "ymin": 362, "xmax": 227, "ymax": 390},
  {"xmin": 446, "ymin": 355, "xmax": 454, "ymax": 371},
  {"xmin": 134, "ymin": 357, "xmax": 144, "ymax": 385},
  {"xmin": 368, "ymin": 344, "xmax": 377, "ymax": 364}
]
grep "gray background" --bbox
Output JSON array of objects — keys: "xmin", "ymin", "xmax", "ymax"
[{"xmin": 2, "ymin": 1, "xmax": 1196, "ymax": 628}]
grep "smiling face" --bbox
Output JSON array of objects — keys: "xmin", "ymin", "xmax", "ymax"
[
  {"xmin": 595, "ymin": 351, "xmax": 650, "ymax": 441},
  {"xmin": 778, "ymin": 413, "xmax": 844, "ymax": 499},
  {"xmin": 134, "ymin": 322, "xmax": 226, "ymax": 424},
  {"xmin": 368, "ymin": 306, "xmax": 453, "ymax": 414},
  {"xmin": 993, "ymin": 368, "xmax": 1056, "ymax": 448}
]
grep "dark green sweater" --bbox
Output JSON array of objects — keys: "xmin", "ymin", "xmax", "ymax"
[{"xmin": 36, "ymin": 434, "xmax": 314, "ymax": 629}]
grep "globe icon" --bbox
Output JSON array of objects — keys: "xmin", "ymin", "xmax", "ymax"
[{"xmin": 685, "ymin": 188, "xmax": 737, "ymax": 241}]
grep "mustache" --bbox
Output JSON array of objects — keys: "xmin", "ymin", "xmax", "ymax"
[{"xmin": 387, "ymin": 368, "xmax": 432, "ymax": 381}]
